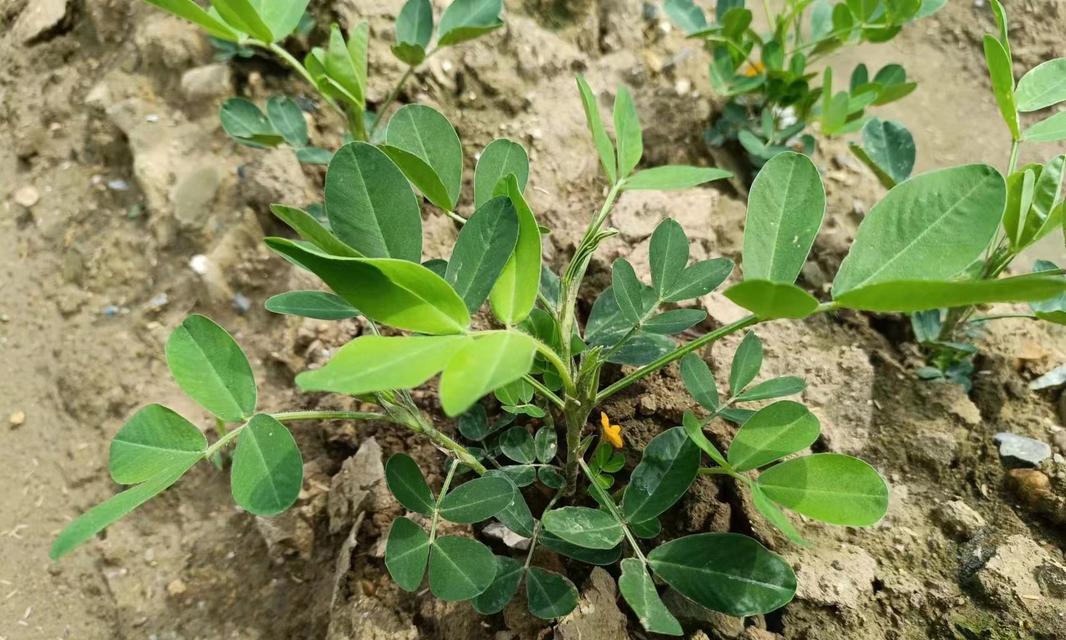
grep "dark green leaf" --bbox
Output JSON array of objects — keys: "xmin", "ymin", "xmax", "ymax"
[
  {"xmin": 266, "ymin": 96, "xmax": 308, "ymax": 147},
  {"xmin": 109, "ymin": 404, "xmax": 207, "ymax": 484},
  {"xmin": 663, "ymin": 258, "xmax": 733, "ymax": 302},
  {"xmin": 622, "ymin": 427, "xmax": 700, "ymax": 523},
  {"xmin": 611, "ymin": 258, "xmax": 646, "ymax": 324},
  {"xmin": 681, "ymin": 354, "xmax": 719, "ymax": 413},
  {"xmin": 499, "ymin": 427, "xmax": 536, "ymax": 464},
  {"xmin": 270, "ymin": 204, "xmax": 361, "ymax": 258},
  {"xmin": 439, "ymin": 476, "xmax": 514, "ymax": 523},
  {"xmin": 630, "ymin": 517, "xmax": 661, "ymax": 538},
  {"xmin": 526, "ymin": 567, "xmax": 578, "ymax": 619},
  {"xmin": 682, "ymin": 411, "xmax": 728, "ymax": 468},
  {"xmin": 220, "ymin": 98, "xmax": 283, "ymax": 148},
  {"xmin": 734, "ymin": 376, "xmax": 806, "ymax": 402},
  {"xmin": 539, "ymin": 532, "xmax": 622, "ymax": 565},
  {"xmin": 576, "ymin": 75, "xmax": 617, "ymax": 183},
  {"xmin": 475, "ymin": 138, "xmax": 529, "ymax": 208},
  {"xmin": 395, "ymin": 0, "xmax": 433, "ymax": 50},
  {"xmin": 473, "ymin": 556, "xmax": 524, "ymax": 614},
  {"xmin": 429, "ymin": 536, "xmax": 497, "ymax": 601},
  {"xmin": 265, "ymin": 290, "xmax": 360, "ymax": 320},
  {"xmin": 724, "ymin": 280, "xmax": 820, "ymax": 319},
  {"xmin": 446, "ymin": 197, "xmax": 519, "ymax": 312},
  {"xmin": 166, "ymin": 314, "xmax": 256, "ymax": 422},
  {"xmin": 643, "ymin": 308, "xmax": 707, "ymax": 334},
  {"xmin": 619, "ymin": 558, "xmax": 683, "ymax": 636},
  {"xmin": 385, "ymin": 517, "xmax": 430, "ymax": 591},
  {"xmin": 542, "ymin": 506, "xmax": 623, "ymax": 549},
  {"xmin": 663, "ymin": 0, "xmax": 707, "ymax": 35},
  {"xmin": 538, "ymin": 466, "xmax": 565, "ymax": 489},
  {"xmin": 534, "ymin": 427, "xmax": 558, "ymax": 463},
  {"xmin": 437, "ymin": 0, "xmax": 503, "ymax": 46},
  {"xmin": 486, "ymin": 470, "xmax": 535, "ymax": 536},
  {"xmin": 728, "ymin": 401, "xmax": 820, "ymax": 471},
  {"xmin": 649, "ymin": 218, "xmax": 688, "ymax": 299},
  {"xmin": 729, "ymin": 331, "xmax": 763, "ymax": 396},
  {"xmin": 385, "ymin": 104, "xmax": 464, "ymax": 209},
  {"xmin": 857, "ymin": 118, "xmax": 915, "ymax": 187},
  {"xmin": 757, "ymin": 453, "xmax": 889, "ymax": 526},
  {"xmin": 230, "ymin": 414, "xmax": 303, "ymax": 516},
  {"xmin": 385, "ymin": 453, "xmax": 435, "ymax": 515}
]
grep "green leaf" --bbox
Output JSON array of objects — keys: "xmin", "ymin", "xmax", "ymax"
[
  {"xmin": 664, "ymin": 258, "xmax": 733, "ymax": 302},
  {"xmin": 663, "ymin": 0, "xmax": 707, "ymax": 34},
  {"xmin": 611, "ymin": 258, "xmax": 646, "ymax": 324},
  {"xmin": 728, "ymin": 401, "xmax": 820, "ymax": 471},
  {"xmin": 324, "ymin": 23, "xmax": 367, "ymax": 107},
  {"xmin": 439, "ymin": 476, "xmax": 514, "ymax": 523},
  {"xmin": 378, "ymin": 145, "xmax": 453, "ymax": 210},
  {"xmin": 542, "ymin": 506, "xmax": 624, "ymax": 550},
  {"xmin": 915, "ymin": 0, "xmax": 947, "ymax": 18},
  {"xmin": 446, "ymin": 197, "xmax": 519, "ymax": 312},
  {"xmin": 392, "ymin": 41, "xmax": 427, "ymax": 66},
  {"xmin": 539, "ymin": 532, "xmax": 622, "ymax": 566},
  {"xmin": 680, "ymin": 353, "xmax": 719, "ymax": 413},
  {"xmin": 325, "ymin": 142, "xmax": 422, "ymax": 262},
  {"xmin": 751, "ymin": 484, "xmax": 808, "ymax": 546},
  {"xmin": 743, "ymin": 152, "xmax": 826, "ymax": 284},
  {"xmin": 729, "ymin": 331, "xmax": 763, "ymax": 396},
  {"xmin": 385, "ymin": 104, "xmax": 464, "ymax": 209},
  {"xmin": 724, "ymin": 280, "xmax": 820, "ymax": 320},
  {"xmin": 983, "ymin": 35, "xmax": 1020, "ymax": 139},
  {"xmin": 144, "ymin": 0, "xmax": 240, "ymax": 41},
  {"xmin": 534, "ymin": 427, "xmax": 558, "ymax": 463},
  {"xmin": 682, "ymin": 410, "xmax": 728, "ymax": 468},
  {"xmin": 395, "ymin": 0, "xmax": 434, "ymax": 51},
  {"xmin": 643, "ymin": 309, "xmax": 707, "ymax": 334},
  {"xmin": 499, "ymin": 427, "xmax": 536, "ymax": 464},
  {"xmin": 230, "ymin": 414, "xmax": 303, "ymax": 516},
  {"xmin": 833, "ymin": 273, "xmax": 1066, "ymax": 312},
  {"xmin": 437, "ymin": 0, "xmax": 504, "ymax": 46},
  {"xmin": 649, "ymin": 219, "xmax": 688, "ymax": 300},
  {"xmin": 1016, "ymin": 58, "xmax": 1066, "ymax": 112},
  {"xmin": 538, "ymin": 466, "xmax": 565, "ymax": 488},
  {"xmin": 429, "ymin": 536, "xmax": 497, "ymax": 601},
  {"xmin": 1023, "ymin": 111, "xmax": 1066, "ymax": 143},
  {"xmin": 852, "ymin": 118, "xmax": 915, "ymax": 188},
  {"xmin": 1020, "ymin": 155, "xmax": 1066, "ymax": 246},
  {"xmin": 256, "ymin": 0, "xmax": 310, "ymax": 42},
  {"xmin": 270, "ymin": 204, "xmax": 361, "ymax": 258},
  {"xmin": 485, "ymin": 470, "xmax": 535, "ymax": 537},
  {"xmin": 296, "ymin": 335, "xmax": 469, "ymax": 396},
  {"xmin": 613, "ymin": 86, "xmax": 643, "ymax": 178},
  {"xmin": 734, "ymin": 376, "xmax": 806, "ymax": 402},
  {"xmin": 265, "ymin": 290, "xmax": 360, "ymax": 320},
  {"xmin": 623, "ymin": 165, "xmax": 731, "ymax": 190},
  {"xmin": 473, "ymin": 556, "xmax": 524, "ymax": 614},
  {"xmin": 439, "ymin": 331, "xmax": 537, "ymax": 416},
  {"xmin": 265, "ymin": 239, "xmax": 470, "ymax": 334},
  {"xmin": 757, "ymin": 453, "xmax": 889, "ymax": 526},
  {"xmin": 109, "ymin": 404, "xmax": 207, "ymax": 485},
  {"xmin": 265, "ymin": 96, "xmax": 308, "ymax": 147},
  {"xmin": 385, "ymin": 517, "xmax": 431, "ymax": 591},
  {"xmin": 165, "ymin": 314, "xmax": 256, "ymax": 422},
  {"xmin": 220, "ymin": 98, "xmax": 283, "ymax": 148},
  {"xmin": 50, "ymin": 458, "xmax": 197, "ymax": 559},
  {"xmin": 490, "ymin": 175, "xmax": 543, "ymax": 325},
  {"xmin": 833, "ymin": 164, "xmax": 1006, "ymax": 296},
  {"xmin": 385, "ymin": 453, "xmax": 435, "ymax": 515},
  {"xmin": 475, "ymin": 138, "xmax": 530, "ymax": 208},
  {"xmin": 210, "ymin": 0, "xmax": 273, "ymax": 42},
  {"xmin": 648, "ymin": 532, "xmax": 796, "ymax": 616},
  {"xmin": 526, "ymin": 567, "xmax": 578, "ymax": 619},
  {"xmin": 622, "ymin": 427, "xmax": 700, "ymax": 523},
  {"xmin": 576, "ymin": 75, "xmax": 617, "ymax": 183},
  {"xmin": 619, "ymin": 558, "xmax": 683, "ymax": 636}
]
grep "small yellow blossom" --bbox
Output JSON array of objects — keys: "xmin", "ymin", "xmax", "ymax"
[
  {"xmin": 600, "ymin": 412, "xmax": 624, "ymax": 449},
  {"xmin": 742, "ymin": 61, "xmax": 765, "ymax": 78}
]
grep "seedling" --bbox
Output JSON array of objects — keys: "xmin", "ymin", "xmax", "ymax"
[
  {"xmin": 53, "ymin": 70, "xmax": 1066, "ymax": 630},
  {"xmin": 145, "ymin": 0, "xmax": 505, "ymax": 161},
  {"xmin": 664, "ymin": 0, "xmax": 942, "ymax": 174}
]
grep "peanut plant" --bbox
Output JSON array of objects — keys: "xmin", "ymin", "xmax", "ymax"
[
  {"xmin": 52, "ymin": 70, "xmax": 1066, "ymax": 629},
  {"xmin": 146, "ymin": 0, "xmax": 504, "ymax": 162},
  {"xmin": 664, "ymin": 0, "xmax": 943, "ymax": 173}
]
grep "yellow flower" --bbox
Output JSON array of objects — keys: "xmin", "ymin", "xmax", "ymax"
[
  {"xmin": 600, "ymin": 412, "xmax": 624, "ymax": 449},
  {"xmin": 742, "ymin": 61, "xmax": 765, "ymax": 78}
]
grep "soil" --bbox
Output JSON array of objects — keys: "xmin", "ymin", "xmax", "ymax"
[{"xmin": 1, "ymin": 1, "xmax": 1065, "ymax": 639}]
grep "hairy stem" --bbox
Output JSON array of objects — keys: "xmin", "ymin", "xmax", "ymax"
[{"xmin": 272, "ymin": 410, "xmax": 388, "ymax": 422}]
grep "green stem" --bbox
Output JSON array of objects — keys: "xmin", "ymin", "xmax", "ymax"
[
  {"xmin": 524, "ymin": 490, "xmax": 563, "ymax": 569},
  {"xmin": 1008, "ymin": 138, "xmax": 1021, "ymax": 173},
  {"xmin": 524, "ymin": 374, "xmax": 565, "ymax": 409},
  {"xmin": 260, "ymin": 42, "xmax": 349, "ymax": 123},
  {"xmin": 578, "ymin": 458, "xmax": 647, "ymax": 564},
  {"xmin": 442, "ymin": 209, "xmax": 468, "ymax": 225},
  {"xmin": 367, "ymin": 63, "xmax": 419, "ymax": 139},
  {"xmin": 596, "ymin": 315, "xmax": 760, "ymax": 403},
  {"xmin": 428, "ymin": 460, "xmax": 459, "ymax": 544},
  {"xmin": 969, "ymin": 313, "xmax": 1038, "ymax": 323},
  {"xmin": 532, "ymin": 338, "xmax": 577, "ymax": 397},
  {"xmin": 272, "ymin": 410, "xmax": 388, "ymax": 422}
]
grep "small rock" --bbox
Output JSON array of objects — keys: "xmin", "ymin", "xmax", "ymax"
[
  {"xmin": 555, "ymin": 568, "xmax": 629, "ymax": 640},
  {"xmin": 1053, "ymin": 430, "xmax": 1066, "ymax": 455},
  {"xmin": 973, "ymin": 534, "xmax": 1066, "ymax": 607},
  {"xmin": 232, "ymin": 292, "xmax": 252, "ymax": 315},
  {"xmin": 1006, "ymin": 468, "xmax": 1052, "ymax": 507},
  {"xmin": 9, "ymin": 411, "xmax": 26, "ymax": 429},
  {"xmin": 327, "ymin": 438, "xmax": 384, "ymax": 534},
  {"xmin": 180, "ymin": 63, "xmax": 233, "ymax": 101},
  {"xmin": 934, "ymin": 500, "xmax": 986, "ymax": 540},
  {"xmin": 792, "ymin": 543, "xmax": 877, "ymax": 609},
  {"xmin": 994, "ymin": 432, "xmax": 1052, "ymax": 467},
  {"xmin": 14, "ymin": 186, "xmax": 40, "ymax": 208},
  {"xmin": 13, "ymin": 0, "xmax": 69, "ymax": 44},
  {"xmin": 166, "ymin": 578, "xmax": 187, "ymax": 596},
  {"xmin": 482, "ymin": 522, "xmax": 530, "ymax": 549}
]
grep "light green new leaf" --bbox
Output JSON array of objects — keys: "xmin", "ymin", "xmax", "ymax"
[
  {"xmin": 542, "ymin": 507, "xmax": 624, "ymax": 550},
  {"xmin": 265, "ymin": 239, "xmax": 470, "ymax": 334},
  {"xmin": 728, "ymin": 401, "xmax": 820, "ymax": 471},
  {"xmin": 210, "ymin": 0, "xmax": 273, "ymax": 42},
  {"xmin": 833, "ymin": 164, "xmax": 1006, "ymax": 295},
  {"xmin": 473, "ymin": 556, "xmax": 524, "ymax": 614},
  {"xmin": 1021, "ymin": 155, "xmax": 1065, "ymax": 246},
  {"xmin": 983, "ymin": 35, "xmax": 1020, "ymax": 140},
  {"xmin": 729, "ymin": 331, "xmax": 763, "ymax": 396},
  {"xmin": 622, "ymin": 427, "xmax": 700, "ymax": 523},
  {"xmin": 220, "ymin": 98, "xmax": 283, "ymax": 148},
  {"xmin": 619, "ymin": 558, "xmax": 683, "ymax": 636},
  {"xmin": 1016, "ymin": 58, "xmax": 1066, "ymax": 112},
  {"xmin": 647, "ymin": 533, "xmax": 796, "ymax": 616},
  {"xmin": 230, "ymin": 414, "xmax": 303, "ymax": 516},
  {"xmin": 624, "ymin": 164, "xmax": 731, "ymax": 191},
  {"xmin": 681, "ymin": 354, "xmax": 720, "ymax": 413},
  {"xmin": 109, "ymin": 404, "xmax": 207, "ymax": 485},
  {"xmin": 757, "ymin": 453, "xmax": 889, "ymax": 526},
  {"xmin": 475, "ymin": 139, "xmax": 529, "ymax": 208},
  {"xmin": 526, "ymin": 567, "xmax": 578, "ymax": 619},
  {"xmin": 490, "ymin": 175, "xmax": 542, "ymax": 325},
  {"xmin": 1031, "ymin": 261, "xmax": 1066, "ymax": 324},
  {"xmin": 385, "ymin": 453, "xmax": 435, "ymax": 515},
  {"xmin": 1003, "ymin": 166, "xmax": 1038, "ymax": 247},
  {"xmin": 385, "ymin": 104, "xmax": 464, "ymax": 209},
  {"xmin": 613, "ymin": 86, "xmax": 643, "ymax": 178},
  {"xmin": 611, "ymin": 258, "xmax": 646, "ymax": 324},
  {"xmin": 682, "ymin": 410, "xmax": 728, "ymax": 468},
  {"xmin": 1023, "ymin": 111, "xmax": 1066, "ymax": 143},
  {"xmin": 145, "ymin": 0, "xmax": 240, "ymax": 41},
  {"xmin": 649, "ymin": 219, "xmax": 688, "ymax": 299},
  {"xmin": 439, "ymin": 476, "xmax": 514, "ymax": 523},
  {"xmin": 265, "ymin": 290, "xmax": 360, "ymax": 320},
  {"xmin": 325, "ymin": 142, "xmax": 422, "ymax": 262},
  {"xmin": 833, "ymin": 273, "xmax": 1066, "ymax": 312},
  {"xmin": 395, "ymin": 0, "xmax": 434, "ymax": 51},
  {"xmin": 256, "ymin": 0, "xmax": 310, "ymax": 42},
  {"xmin": 437, "ymin": 0, "xmax": 504, "ymax": 46},
  {"xmin": 439, "ymin": 331, "xmax": 537, "ymax": 416},
  {"xmin": 643, "ymin": 309, "xmax": 707, "ymax": 334},
  {"xmin": 324, "ymin": 23, "xmax": 367, "ymax": 107},
  {"xmin": 751, "ymin": 484, "xmax": 808, "ymax": 546},
  {"xmin": 734, "ymin": 376, "xmax": 806, "ymax": 402},
  {"xmin": 296, "ymin": 335, "xmax": 470, "ymax": 396},
  {"xmin": 166, "ymin": 314, "xmax": 256, "ymax": 423},
  {"xmin": 852, "ymin": 118, "xmax": 915, "ymax": 188},
  {"xmin": 664, "ymin": 258, "xmax": 733, "ymax": 302},
  {"xmin": 576, "ymin": 75, "xmax": 617, "ymax": 183},
  {"xmin": 385, "ymin": 517, "xmax": 431, "ymax": 591},
  {"xmin": 446, "ymin": 197, "xmax": 519, "ymax": 312},
  {"xmin": 724, "ymin": 280, "xmax": 820, "ymax": 319},
  {"xmin": 743, "ymin": 152, "xmax": 826, "ymax": 284},
  {"xmin": 270, "ymin": 204, "xmax": 361, "ymax": 258},
  {"xmin": 429, "ymin": 536, "xmax": 497, "ymax": 601},
  {"xmin": 50, "ymin": 457, "xmax": 198, "ymax": 559}
]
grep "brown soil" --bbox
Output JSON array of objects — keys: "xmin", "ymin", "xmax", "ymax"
[{"xmin": 1, "ymin": 1, "xmax": 1064, "ymax": 639}]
